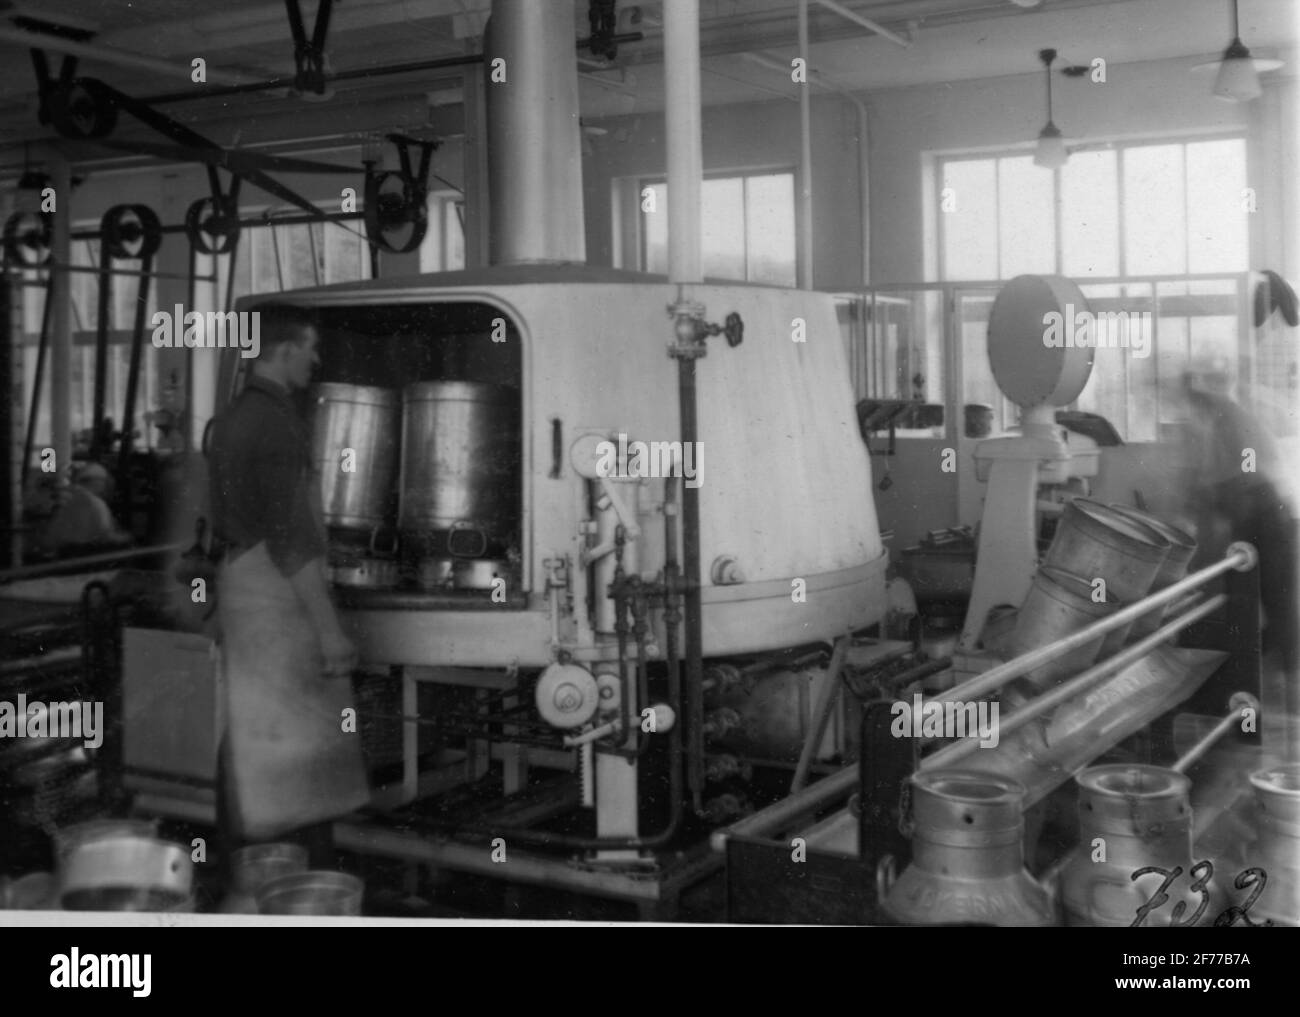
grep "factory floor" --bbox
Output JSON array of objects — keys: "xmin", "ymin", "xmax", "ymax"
[{"xmin": 1, "ymin": 767, "xmax": 732, "ymax": 922}]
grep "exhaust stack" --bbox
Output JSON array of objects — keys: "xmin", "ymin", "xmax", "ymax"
[{"xmin": 484, "ymin": 0, "xmax": 586, "ymax": 265}]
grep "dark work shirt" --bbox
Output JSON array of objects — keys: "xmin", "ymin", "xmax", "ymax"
[{"xmin": 208, "ymin": 374, "xmax": 326, "ymax": 577}]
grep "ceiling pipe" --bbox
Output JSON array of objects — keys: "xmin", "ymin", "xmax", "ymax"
[
  {"xmin": 0, "ymin": 25, "xmax": 268, "ymax": 87},
  {"xmin": 812, "ymin": 0, "xmax": 912, "ymax": 48}
]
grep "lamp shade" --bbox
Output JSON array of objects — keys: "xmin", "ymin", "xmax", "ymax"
[
  {"xmin": 1034, "ymin": 124, "xmax": 1067, "ymax": 169},
  {"xmin": 1214, "ymin": 39, "xmax": 1262, "ymax": 100}
]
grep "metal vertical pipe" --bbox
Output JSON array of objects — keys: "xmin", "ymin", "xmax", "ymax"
[
  {"xmin": 664, "ymin": 0, "xmax": 703, "ymax": 284},
  {"xmin": 856, "ymin": 99, "xmax": 870, "ymax": 284},
  {"xmin": 461, "ymin": 65, "xmax": 491, "ymax": 269},
  {"xmin": 664, "ymin": 0, "xmax": 706, "ymax": 809},
  {"xmin": 484, "ymin": 0, "xmax": 586, "ymax": 265},
  {"xmin": 49, "ymin": 155, "xmax": 71, "ymax": 474},
  {"xmin": 679, "ymin": 354, "xmax": 704, "ymax": 809},
  {"xmin": 797, "ymin": 0, "xmax": 814, "ymax": 289}
]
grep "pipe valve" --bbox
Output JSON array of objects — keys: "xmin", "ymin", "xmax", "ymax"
[{"xmin": 667, "ymin": 300, "xmax": 744, "ymax": 358}]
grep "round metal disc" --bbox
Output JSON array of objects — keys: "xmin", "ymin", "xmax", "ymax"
[
  {"xmin": 535, "ymin": 663, "xmax": 599, "ymax": 729},
  {"xmin": 987, "ymin": 274, "xmax": 1094, "ymax": 409}
]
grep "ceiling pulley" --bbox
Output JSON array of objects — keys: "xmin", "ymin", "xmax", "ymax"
[
  {"xmin": 363, "ymin": 133, "xmax": 437, "ymax": 254},
  {"xmin": 2, "ymin": 211, "xmax": 53, "ymax": 268},
  {"xmin": 102, "ymin": 203, "xmax": 163, "ymax": 260}
]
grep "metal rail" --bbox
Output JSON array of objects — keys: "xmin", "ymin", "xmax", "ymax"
[
  {"xmin": 920, "ymin": 592, "xmax": 1226, "ymax": 770},
  {"xmin": 0, "ymin": 543, "xmax": 184, "ymax": 585},
  {"xmin": 709, "ymin": 542, "xmax": 1257, "ymax": 852},
  {"xmin": 934, "ymin": 541, "xmax": 1256, "ymax": 705}
]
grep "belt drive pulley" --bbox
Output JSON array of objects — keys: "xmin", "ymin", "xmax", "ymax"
[
  {"xmin": 2, "ymin": 210, "xmax": 53, "ymax": 268},
  {"xmin": 90, "ymin": 204, "xmax": 162, "ymax": 465},
  {"xmin": 363, "ymin": 134, "xmax": 437, "ymax": 254}
]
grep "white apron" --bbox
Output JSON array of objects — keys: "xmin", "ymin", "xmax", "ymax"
[{"xmin": 216, "ymin": 542, "xmax": 370, "ymax": 840}]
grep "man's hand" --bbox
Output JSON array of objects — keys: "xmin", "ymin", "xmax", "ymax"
[
  {"xmin": 320, "ymin": 628, "xmax": 358, "ymax": 678},
  {"xmin": 289, "ymin": 557, "xmax": 357, "ymax": 677}
]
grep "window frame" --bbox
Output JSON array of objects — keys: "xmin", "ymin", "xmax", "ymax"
[
  {"xmin": 934, "ymin": 131, "xmax": 1250, "ymax": 283},
  {"xmin": 634, "ymin": 166, "xmax": 799, "ymax": 285}
]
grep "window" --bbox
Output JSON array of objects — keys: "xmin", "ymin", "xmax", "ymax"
[
  {"xmin": 418, "ymin": 192, "xmax": 467, "ymax": 273},
  {"xmin": 936, "ymin": 137, "xmax": 1252, "ymax": 442},
  {"xmin": 937, "ymin": 137, "xmax": 1249, "ymax": 281},
  {"xmin": 205, "ymin": 212, "xmax": 374, "ymax": 304},
  {"xmin": 638, "ymin": 171, "xmax": 797, "ymax": 286}
]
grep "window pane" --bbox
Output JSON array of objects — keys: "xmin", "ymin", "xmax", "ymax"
[
  {"xmin": 958, "ymin": 291, "xmax": 1013, "ymax": 430},
  {"xmin": 1061, "ymin": 149, "xmax": 1119, "ymax": 278},
  {"xmin": 1124, "ymin": 145, "xmax": 1186, "ymax": 275},
  {"xmin": 644, "ymin": 175, "xmax": 794, "ymax": 285},
  {"xmin": 643, "ymin": 183, "xmax": 668, "ymax": 275},
  {"xmin": 942, "ymin": 159, "xmax": 997, "ymax": 280},
  {"xmin": 1187, "ymin": 139, "xmax": 1248, "ymax": 272},
  {"xmin": 445, "ymin": 201, "xmax": 465, "ymax": 270},
  {"xmin": 744, "ymin": 173, "xmax": 796, "ymax": 287},
  {"xmin": 998, "ymin": 155, "xmax": 1055, "ymax": 278},
  {"xmin": 701, "ymin": 177, "xmax": 745, "ymax": 280},
  {"xmin": 418, "ymin": 193, "xmax": 445, "ymax": 273},
  {"xmin": 326, "ymin": 222, "xmax": 362, "ymax": 284}
]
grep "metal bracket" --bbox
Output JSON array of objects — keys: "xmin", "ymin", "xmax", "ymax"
[
  {"xmin": 363, "ymin": 133, "xmax": 437, "ymax": 253},
  {"xmin": 284, "ymin": 0, "xmax": 334, "ymax": 95},
  {"xmin": 19, "ymin": 16, "xmax": 94, "ymax": 126}
]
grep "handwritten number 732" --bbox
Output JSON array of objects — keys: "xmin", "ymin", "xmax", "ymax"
[{"xmin": 1130, "ymin": 862, "xmax": 1274, "ymax": 927}]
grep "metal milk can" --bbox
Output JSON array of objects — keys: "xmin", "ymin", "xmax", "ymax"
[
  {"xmin": 880, "ymin": 770, "xmax": 1057, "ymax": 926},
  {"xmin": 1061, "ymin": 764, "xmax": 1225, "ymax": 926},
  {"xmin": 1246, "ymin": 763, "xmax": 1300, "ymax": 926}
]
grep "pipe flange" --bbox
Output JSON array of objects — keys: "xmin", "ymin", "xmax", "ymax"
[
  {"xmin": 1228, "ymin": 691, "xmax": 1260, "ymax": 716},
  {"xmin": 1227, "ymin": 541, "xmax": 1259, "ymax": 572}
]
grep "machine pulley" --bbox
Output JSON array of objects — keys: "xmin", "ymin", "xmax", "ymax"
[
  {"xmin": 2, "ymin": 210, "xmax": 53, "ymax": 268},
  {"xmin": 102, "ymin": 203, "xmax": 163, "ymax": 260},
  {"xmin": 363, "ymin": 133, "xmax": 437, "ymax": 254}
]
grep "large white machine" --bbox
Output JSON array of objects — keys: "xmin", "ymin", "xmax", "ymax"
[{"xmin": 128, "ymin": 0, "xmax": 892, "ymax": 915}]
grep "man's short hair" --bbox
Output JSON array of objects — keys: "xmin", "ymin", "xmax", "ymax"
[{"xmin": 255, "ymin": 302, "xmax": 319, "ymax": 356}]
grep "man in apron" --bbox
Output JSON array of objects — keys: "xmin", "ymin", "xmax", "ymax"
[{"xmin": 207, "ymin": 303, "xmax": 370, "ymax": 865}]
